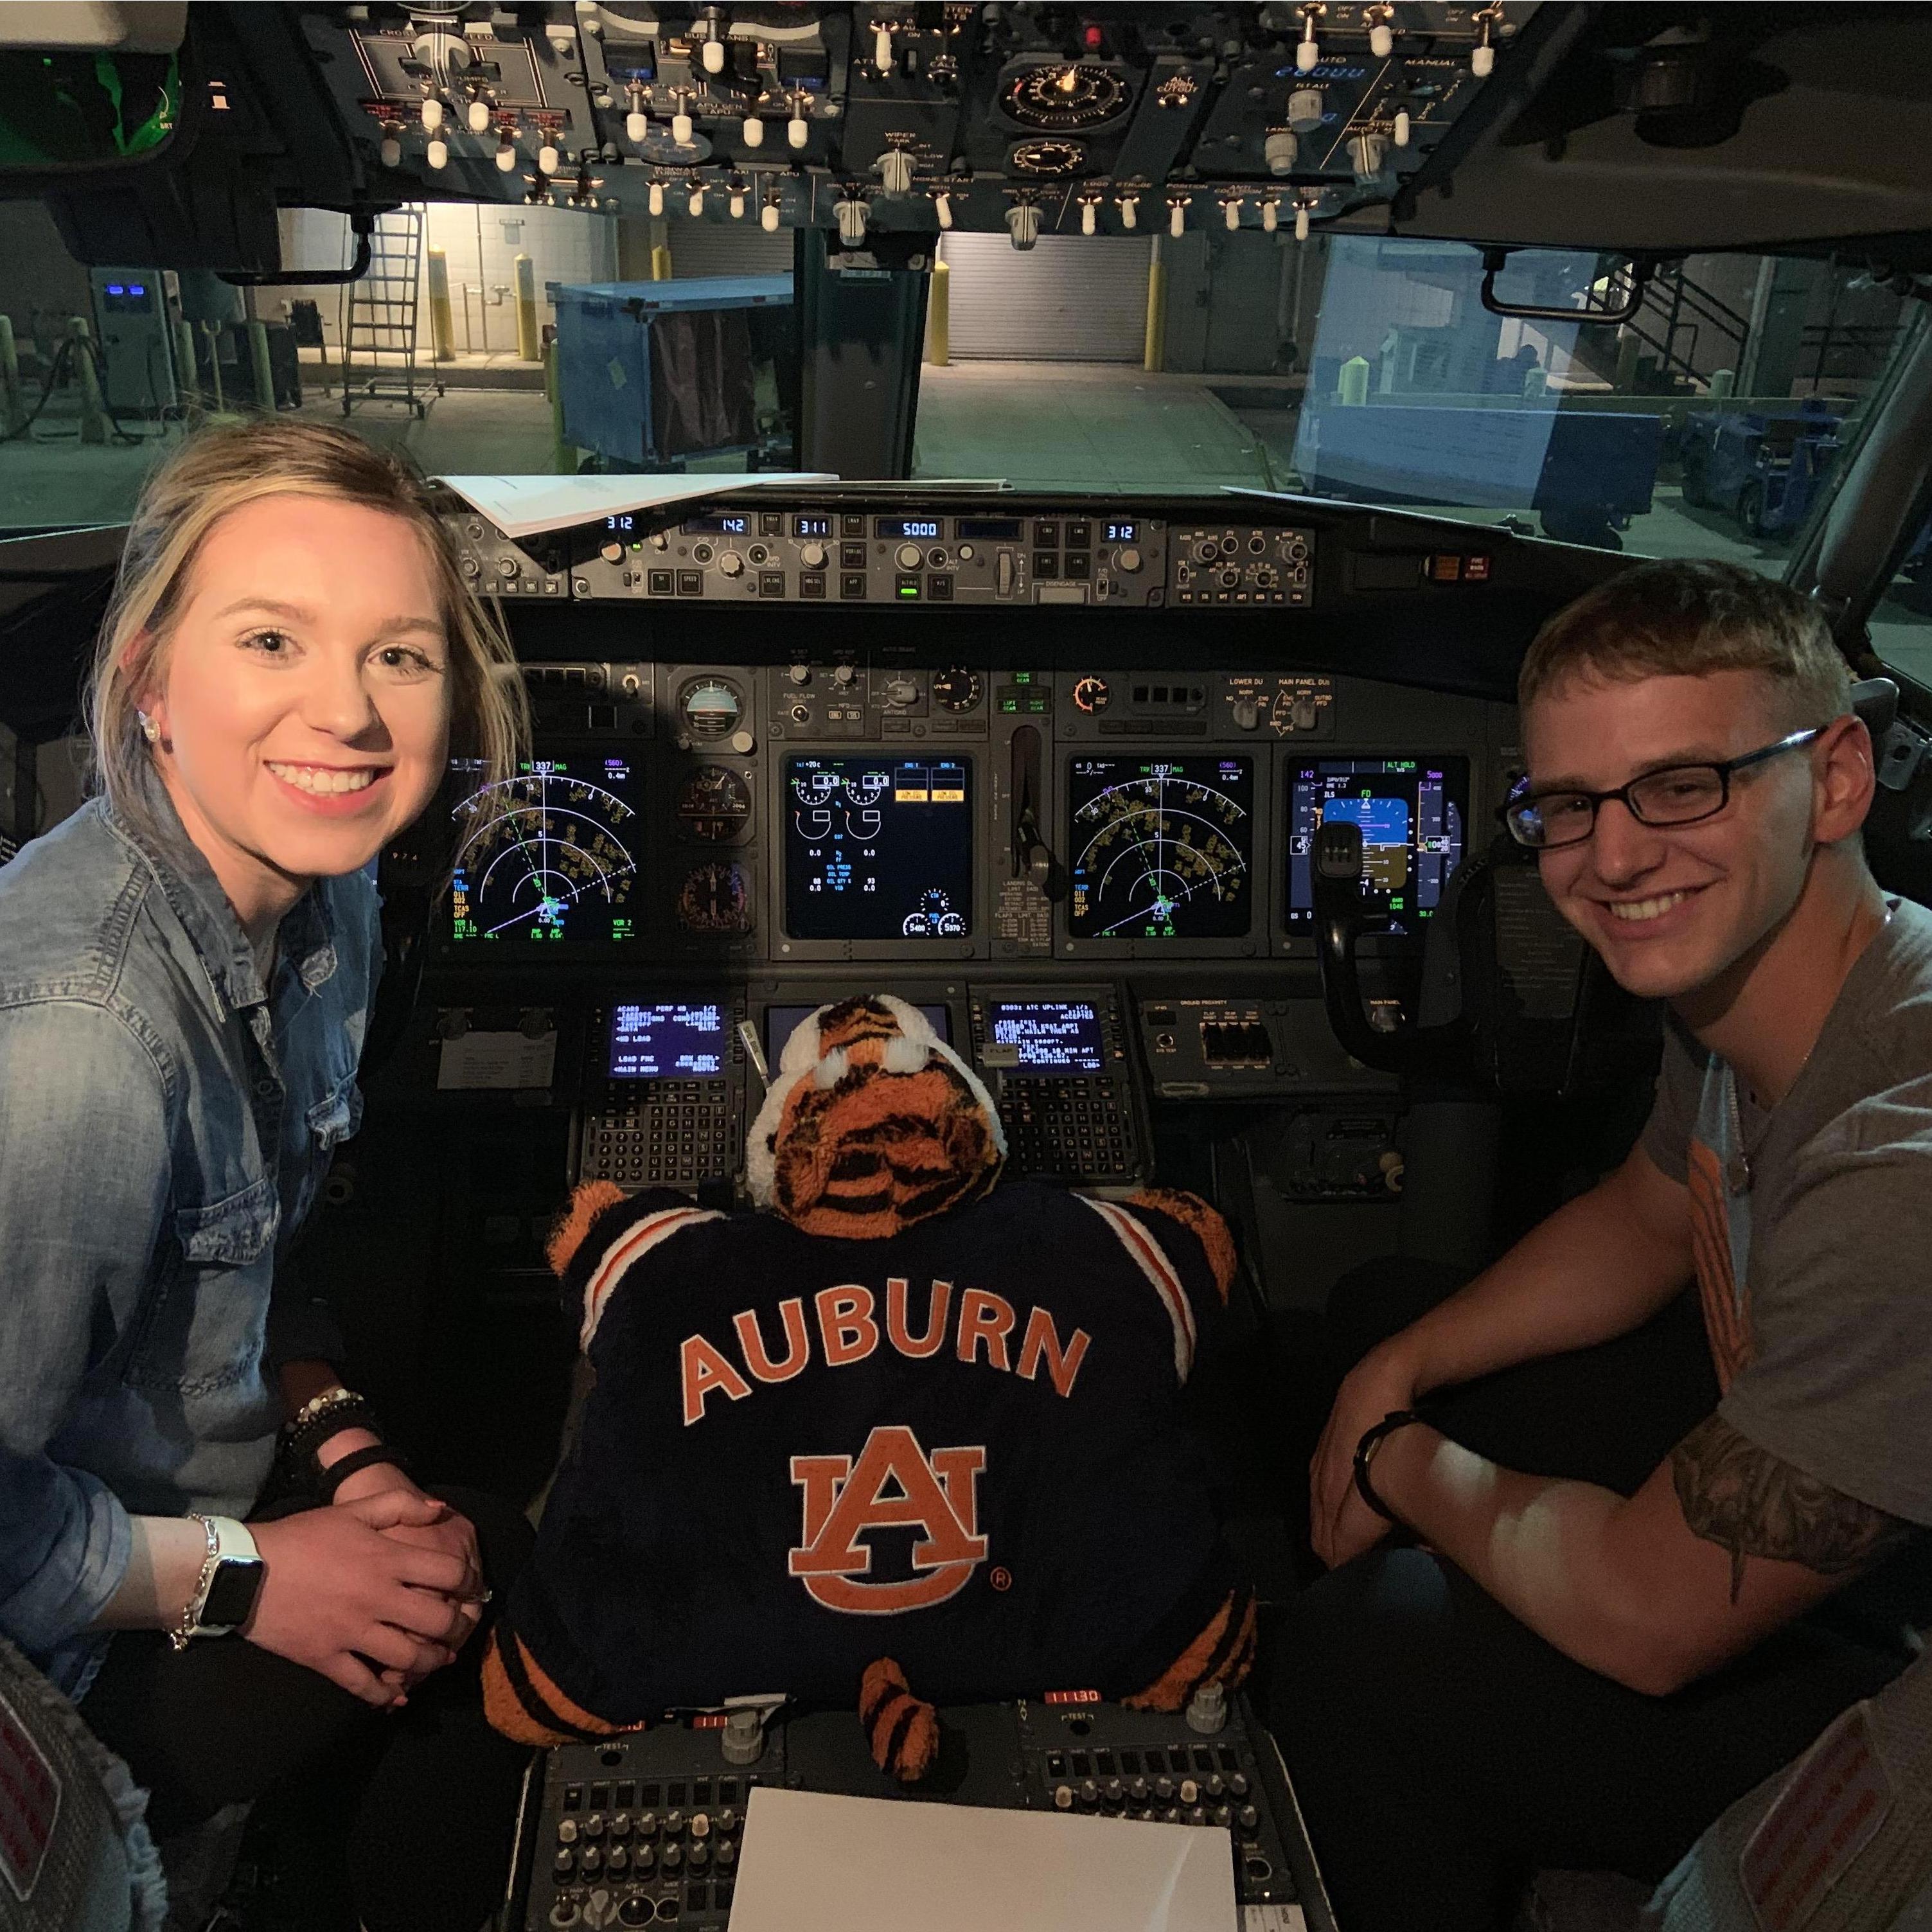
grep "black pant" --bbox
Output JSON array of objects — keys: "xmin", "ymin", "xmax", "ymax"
[
  {"xmin": 1267, "ymin": 1259, "xmax": 1910, "ymax": 1932},
  {"xmin": 81, "ymin": 1485, "xmax": 535, "ymax": 1932}
]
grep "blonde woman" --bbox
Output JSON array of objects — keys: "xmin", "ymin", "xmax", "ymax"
[{"xmin": 0, "ymin": 421, "xmax": 534, "ymax": 1929}]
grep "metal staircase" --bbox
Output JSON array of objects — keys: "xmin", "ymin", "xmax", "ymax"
[
  {"xmin": 338, "ymin": 207, "xmax": 441, "ymax": 417},
  {"xmin": 1583, "ymin": 258, "xmax": 1751, "ymax": 393}
]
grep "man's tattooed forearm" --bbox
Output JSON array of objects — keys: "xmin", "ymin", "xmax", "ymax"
[{"xmin": 1670, "ymin": 1414, "xmax": 1910, "ymax": 1604}]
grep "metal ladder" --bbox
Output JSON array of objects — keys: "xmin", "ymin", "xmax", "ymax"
[{"xmin": 339, "ymin": 207, "xmax": 441, "ymax": 417}]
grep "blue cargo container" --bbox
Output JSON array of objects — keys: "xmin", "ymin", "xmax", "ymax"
[{"xmin": 551, "ymin": 274, "xmax": 795, "ymax": 470}]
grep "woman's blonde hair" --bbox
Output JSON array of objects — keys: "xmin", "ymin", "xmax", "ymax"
[{"xmin": 86, "ymin": 418, "xmax": 529, "ymax": 837}]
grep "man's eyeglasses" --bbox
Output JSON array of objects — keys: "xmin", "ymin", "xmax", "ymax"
[{"xmin": 1502, "ymin": 725, "xmax": 1829, "ymax": 851}]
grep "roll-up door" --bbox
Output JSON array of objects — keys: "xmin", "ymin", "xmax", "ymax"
[
  {"xmin": 940, "ymin": 235, "xmax": 1149, "ymax": 362},
  {"xmin": 668, "ymin": 221, "xmax": 795, "ymax": 279}
]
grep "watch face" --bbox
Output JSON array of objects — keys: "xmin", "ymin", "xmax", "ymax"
[{"xmin": 202, "ymin": 1555, "xmax": 265, "ymax": 1629}]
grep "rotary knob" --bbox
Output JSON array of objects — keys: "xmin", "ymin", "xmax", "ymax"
[
  {"xmin": 599, "ymin": 541, "xmax": 623, "ymax": 565},
  {"xmin": 557, "ymin": 1819, "xmax": 580, "ymax": 1845},
  {"xmin": 896, "ymin": 543, "xmax": 923, "ymax": 571},
  {"xmin": 718, "ymin": 551, "xmax": 745, "ymax": 577},
  {"xmin": 460, "ymin": 556, "xmax": 480, "ymax": 579},
  {"xmin": 877, "ymin": 148, "xmax": 916, "ymax": 194},
  {"xmin": 799, "ymin": 542, "xmax": 828, "ymax": 570},
  {"xmin": 688, "ymin": 1843, "xmax": 711, "ymax": 1871},
  {"xmin": 497, "ymin": 556, "xmax": 520, "ymax": 580},
  {"xmin": 660, "ymin": 1843, "xmax": 683, "ymax": 1873},
  {"xmin": 580, "ymin": 1815, "xmax": 605, "ymax": 1841},
  {"xmin": 1233, "ymin": 698, "xmax": 1261, "ymax": 731},
  {"xmin": 832, "ymin": 664, "xmax": 856, "ymax": 687},
  {"xmin": 885, "ymin": 677, "xmax": 918, "ymax": 707},
  {"xmin": 1053, "ymin": 1784, "xmax": 1074, "ymax": 1811},
  {"xmin": 716, "ymin": 1840, "xmax": 738, "ymax": 1870},
  {"xmin": 1115, "ymin": 547, "xmax": 1142, "ymax": 572},
  {"xmin": 787, "ymin": 662, "xmax": 811, "ymax": 686}
]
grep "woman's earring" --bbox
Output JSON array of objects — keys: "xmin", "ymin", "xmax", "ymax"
[{"xmin": 138, "ymin": 711, "xmax": 161, "ymax": 745}]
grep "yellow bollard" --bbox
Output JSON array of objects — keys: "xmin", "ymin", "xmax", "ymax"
[
  {"xmin": 0, "ymin": 315, "xmax": 22, "ymax": 435},
  {"xmin": 515, "ymin": 253, "xmax": 540, "ymax": 362},
  {"xmin": 1142, "ymin": 240, "xmax": 1167, "ymax": 372},
  {"xmin": 70, "ymin": 317, "xmax": 107, "ymax": 443},
  {"xmin": 426, "ymin": 247, "xmax": 456, "ymax": 361},
  {"xmin": 1338, "ymin": 355, "xmax": 1369, "ymax": 404},
  {"xmin": 925, "ymin": 257, "xmax": 950, "ymax": 366},
  {"xmin": 246, "ymin": 317, "xmax": 275, "ymax": 409}
]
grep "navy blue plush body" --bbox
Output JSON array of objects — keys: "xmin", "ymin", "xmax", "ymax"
[{"xmin": 507, "ymin": 1180, "xmax": 1236, "ymax": 1724}]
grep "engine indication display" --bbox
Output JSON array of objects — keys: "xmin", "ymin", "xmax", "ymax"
[
  {"xmin": 449, "ymin": 757, "xmax": 640, "ymax": 944},
  {"xmin": 784, "ymin": 756, "xmax": 973, "ymax": 943},
  {"xmin": 1284, "ymin": 758, "xmax": 1468, "ymax": 935},
  {"xmin": 1068, "ymin": 757, "xmax": 1254, "ymax": 941}
]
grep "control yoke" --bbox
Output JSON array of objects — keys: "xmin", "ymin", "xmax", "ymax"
[{"xmin": 1312, "ymin": 819, "xmax": 1473, "ymax": 1081}]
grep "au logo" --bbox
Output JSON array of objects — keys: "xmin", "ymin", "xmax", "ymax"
[{"xmin": 789, "ymin": 1425, "xmax": 988, "ymax": 1613}]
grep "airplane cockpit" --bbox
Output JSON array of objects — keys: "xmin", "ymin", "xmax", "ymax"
[{"xmin": 3, "ymin": 6, "xmax": 1932, "ymax": 1931}]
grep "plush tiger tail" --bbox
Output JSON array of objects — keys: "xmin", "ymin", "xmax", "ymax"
[
  {"xmin": 1121, "ymin": 1583, "xmax": 1259, "ymax": 1713},
  {"xmin": 483, "ymin": 1622, "xmax": 636, "ymax": 1748},
  {"xmin": 860, "ymin": 1658, "xmax": 941, "ymax": 1784}
]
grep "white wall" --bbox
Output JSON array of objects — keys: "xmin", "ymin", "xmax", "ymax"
[{"xmin": 276, "ymin": 204, "xmax": 619, "ymax": 356}]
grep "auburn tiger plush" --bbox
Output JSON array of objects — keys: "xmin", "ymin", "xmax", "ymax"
[{"xmin": 484, "ymin": 995, "xmax": 1255, "ymax": 1778}]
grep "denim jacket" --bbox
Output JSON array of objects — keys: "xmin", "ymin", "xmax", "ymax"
[{"xmin": 0, "ymin": 768, "xmax": 379, "ymax": 1699}]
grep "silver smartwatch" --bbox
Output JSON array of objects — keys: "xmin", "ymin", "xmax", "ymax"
[{"xmin": 169, "ymin": 1514, "xmax": 265, "ymax": 1651}]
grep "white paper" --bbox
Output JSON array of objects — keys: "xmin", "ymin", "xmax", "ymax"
[
  {"xmin": 729, "ymin": 1787, "xmax": 1239, "ymax": 1932},
  {"xmin": 436, "ymin": 1031, "xmax": 557, "ymax": 1090},
  {"xmin": 434, "ymin": 472, "xmax": 838, "ymax": 541}
]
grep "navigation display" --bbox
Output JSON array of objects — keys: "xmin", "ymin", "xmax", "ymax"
[
  {"xmin": 1285, "ymin": 757, "xmax": 1467, "ymax": 934},
  {"xmin": 783, "ymin": 757, "xmax": 973, "ymax": 942},
  {"xmin": 765, "ymin": 1002, "xmax": 952, "ymax": 1063},
  {"xmin": 982, "ymin": 1000, "xmax": 1105, "ymax": 1073},
  {"xmin": 1067, "ymin": 756, "xmax": 1254, "ymax": 940},
  {"xmin": 609, "ymin": 1002, "xmax": 726, "ymax": 1079},
  {"xmin": 448, "ymin": 754, "xmax": 641, "ymax": 945}
]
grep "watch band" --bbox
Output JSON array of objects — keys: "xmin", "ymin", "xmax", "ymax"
[{"xmin": 168, "ymin": 1514, "xmax": 263, "ymax": 1651}]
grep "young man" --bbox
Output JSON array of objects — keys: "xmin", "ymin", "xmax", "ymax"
[{"xmin": 1274, "ymin": 560, "xmax": 1931, "ymax": 1930}]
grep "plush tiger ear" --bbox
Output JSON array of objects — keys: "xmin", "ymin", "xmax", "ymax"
[{"xmin": 547, "ymin": 1180, "xmax": 627, "ymax": 1277}]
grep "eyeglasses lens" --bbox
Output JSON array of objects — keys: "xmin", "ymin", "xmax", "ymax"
[{"xmin": 1629, "ymin": 768, "xmax": 1726, "ymax": 824}]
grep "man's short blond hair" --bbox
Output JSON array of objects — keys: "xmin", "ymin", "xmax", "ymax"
[{"xmin": 1518, "ymin": 559, "xmax": 1852, "ymax": 727}]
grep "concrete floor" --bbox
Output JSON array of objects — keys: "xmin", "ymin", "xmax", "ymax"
[{"xmin": 3, "ymin": 362, "xmax": 1927, "ymax": 681}]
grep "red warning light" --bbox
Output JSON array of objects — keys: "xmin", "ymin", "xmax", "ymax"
[{"xmin": 1083, "ymin": 23, "xmax": 1105, "ymax": 50}]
